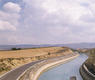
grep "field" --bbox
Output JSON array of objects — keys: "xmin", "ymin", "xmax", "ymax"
[{"xmin": 0, "ymin": 47, "xmax": 67, "ymax": 58}]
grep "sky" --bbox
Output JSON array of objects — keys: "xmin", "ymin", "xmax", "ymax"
[{"xmin": 0, "ymin": 0, "xmax": 95, "ymax": 45}]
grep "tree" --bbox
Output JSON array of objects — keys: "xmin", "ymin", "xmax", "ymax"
[{"xmin": 11, "ymin": 48, "xmax": 17, "ymax": 50}]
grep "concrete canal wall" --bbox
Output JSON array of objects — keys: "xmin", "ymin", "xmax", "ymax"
[
  {"xmin": 19, "ymin": 53, "xmax": 79, "ymax": 80},
  {"xmin": 80, "ymin": 64, "xmax": 95, "ymax": 80}
]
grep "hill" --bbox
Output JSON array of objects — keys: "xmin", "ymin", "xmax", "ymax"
[{"xmin": 1, "ymin": 43, "xmax": 95, "ymax": 50}]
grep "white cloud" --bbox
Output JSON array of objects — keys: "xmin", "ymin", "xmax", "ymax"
[
  {"xmin": 0, "ymin": 2, "xmax": 22, "ymax": 44},
  {"xmin": 23, "ymin": 0, "xmax": 91, "ymax": 23},
  {"xmin": 0, "ymin": 2, "xmax": 21, "ymax": 31},
  {"xmin": 21, "ymin": 0, "xmax": 95, "ymax": 44},
  {"xmin": 42, "ymin": 0, "xmax": 60, "ymax": 13},
  {"xmin": 41, "ymin": 0, "xmax": 91, "ymax": 22},
  {"xmin": 0, "ymin": 20, "xmax": 16, "ymax": 31},
  {"xmin": 1, "ymin": 0, "xmax": 95, "ymax": 44},
  {"xmin": 90, "ymin": 3, "xmax": 95, "ymax": 14},
  {"xmin": 48, "ymin": 26, "xmax": 70, "ymax": 37},
  {"xmin": 0, "ymin": 11, "xmax": 20, "ymax": 26},
  {"xmin": 3, "ymin": 2, "xmax": 21, "ymax": 13}
]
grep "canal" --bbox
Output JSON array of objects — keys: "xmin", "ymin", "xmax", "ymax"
[{"xmin": 38, "ymin": 54, "xmax": 88, "ymax": 80}]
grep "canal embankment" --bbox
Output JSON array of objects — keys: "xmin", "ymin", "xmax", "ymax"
[
  {"xmin": 19, "ymin": 53, "xmax": 79, "ymax": 80},
  {"xmin": 80, "ymin": 64, "xmax": 95, "ymax": 80}
]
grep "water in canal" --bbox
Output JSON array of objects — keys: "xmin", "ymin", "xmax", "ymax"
[{"xmin": 38, "ymin": 54, "xmax": 88, "ymax": 80}]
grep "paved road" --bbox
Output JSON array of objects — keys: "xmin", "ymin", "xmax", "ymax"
[
  {"xmin": 0, "ymin": 53, "xmax": 77, "ymax": 80},
  {"xmin": 0, "ymin": 60, "xmax": 43, "ymax": 80}
]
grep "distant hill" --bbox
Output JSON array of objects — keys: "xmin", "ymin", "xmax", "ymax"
[
  {"xmin": 0, "ymin": 43, "xmax": 95, "ymax": 50},
  {"xmin": 0, "ymin": 44, "xmax": 55, "ymax": 50},
  {"xmin": 63, "ymin": 43, "xmax": 95, "ymax": 49}
]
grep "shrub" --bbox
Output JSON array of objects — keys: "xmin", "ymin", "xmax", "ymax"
[
  {"xmin": 11, "ymin": 48, "xmax": 21, "ymax": 50},
  {"xmin": 48, "ymin": 52, "xmax": 51, "ymax": 55}
]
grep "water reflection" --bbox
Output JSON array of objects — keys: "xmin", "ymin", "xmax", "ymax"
[{"xmin": 38, "ymin": 54, "xmax": 88, "ymax": 80}]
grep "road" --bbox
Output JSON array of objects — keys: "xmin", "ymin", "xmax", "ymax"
[
  {"xmin": 0, "ymin": 53, "xmax": 78, "ymax": 80},
  {"xmin": 0, "ymin": 60, "xmax": 43, "ymax": 80}
]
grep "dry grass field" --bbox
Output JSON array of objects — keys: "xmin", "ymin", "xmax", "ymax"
[{"xmin": 0, "ymin": 47, "xmax": 66, "ymax": 58}]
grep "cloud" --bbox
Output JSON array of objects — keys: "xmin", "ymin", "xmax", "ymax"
[
  {"xmin": 0, "ymin": 20, "xmax": 16, "ymax": 31},
  {"xmin": 0, "ymin": 11, "xmax": 20, "ymax": 26},
  {"xmin": 3, "ymin": 2, "xmax": 21, "ymax": 13},
  {"xmin": 0, "ymin": 1, "xmax": 22, "ymax": 44},
  {"xmin": 1, "ymin": 0, "xmax": 95, "ymax": 44},
  {"xmin": 0, "ymin": 2, "xmax": 21, "ymax": 31},
  {"xmin": 0, "ymin": 33, "xmax": 20, "ymax": 44},
  {"xmin": 21, "ymin": 0, "xmax": 95, "ymax": 44},
  {"xmin": 48, "ymin": 26, "xmax": 70, "ymax": 37}
]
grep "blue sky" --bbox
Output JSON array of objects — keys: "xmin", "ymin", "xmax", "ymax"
[{"xmin": 0, "ymin": 0, "xmax": 95, "ymax": 45}]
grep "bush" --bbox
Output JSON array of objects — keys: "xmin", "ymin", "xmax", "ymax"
[
  {"xmin": 48, "ymin": 52, "xmax": 51, "ymax": 55},
  {"xmin": 0, "ymin": 63, "xmax": 11, "ymax": 72},
  {"xmin": 11, "ymin": 48, "xmax": 21, "ymax": 50}
]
